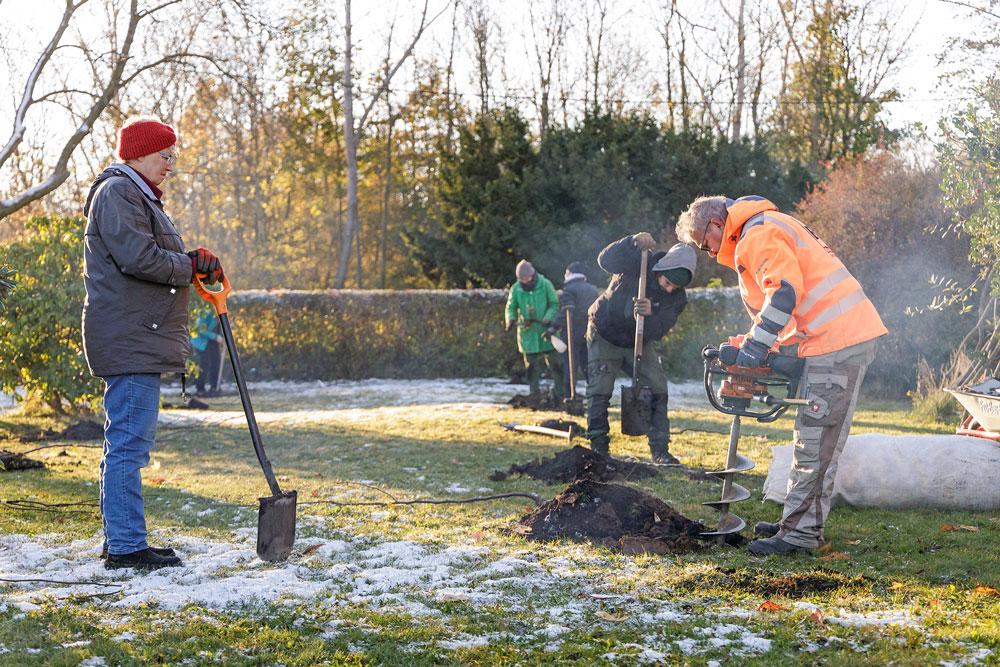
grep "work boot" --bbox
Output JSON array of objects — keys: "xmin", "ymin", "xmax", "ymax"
[
  {"xmin": 753, "ymin": 521, "xmax": 780, "ymax": 538},
  {"xmin": 101, "ymin": 543, "xmax": 176, "ymax": 560},
  {"xmin": 649, "ymin": 443, "xmax": 680, "ymax": 465},
  {"xmin": 105, "ymin": 548, "xmax": 183, "ymax": 571},
  {"xmin": 747, "ymin": 536, "xmax": 813, "ymax": 556},
  {"xmin": 589, "ymin": 439, "xmax": 610, "ymax": 457}
]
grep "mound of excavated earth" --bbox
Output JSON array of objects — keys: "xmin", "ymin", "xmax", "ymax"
[
  {"xmin": 515, "ymin": 479, "xmax": 714, "ymax": 554},
  {"xmin": 490, "ymin": 445, "xmax": 660, "ymax": 484}
]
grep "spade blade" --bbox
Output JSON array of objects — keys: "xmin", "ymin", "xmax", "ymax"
[{"xmin": 257, "ymin": 490, "xmax": 297, "ymax": 562}]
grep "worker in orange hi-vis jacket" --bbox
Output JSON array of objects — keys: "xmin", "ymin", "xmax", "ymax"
[{"xmin": 677, "ymin": 195, "xmax": 888, "ymax": 556}]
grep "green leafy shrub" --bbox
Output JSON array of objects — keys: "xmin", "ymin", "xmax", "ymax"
[
  {"xmin": 0, "ymin": 216, "xmax": 102, "ymax": 413},
  {"xmin": 795, "ymin": 151, "xmax": 974, "ymax": 395}
]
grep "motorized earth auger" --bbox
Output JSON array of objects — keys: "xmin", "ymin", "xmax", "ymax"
[{"xmin": 700, "ymin": 345, "xmax": 815, "ymax": 545}]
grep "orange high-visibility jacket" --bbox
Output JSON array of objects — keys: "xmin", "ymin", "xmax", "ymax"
[{"xmin": 718, "ymin": 196, "xmax": 887, "ymax": 357}]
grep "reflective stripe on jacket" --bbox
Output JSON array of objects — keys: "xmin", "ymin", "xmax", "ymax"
[{"xmin": 719, "ymin": 197, "xmax": 887, "ymax": 357}]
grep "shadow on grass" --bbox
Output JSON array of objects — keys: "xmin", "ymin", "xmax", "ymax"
[{"xmin": 5, "ymin": 403, "xmax": 998, "ymax": 593}]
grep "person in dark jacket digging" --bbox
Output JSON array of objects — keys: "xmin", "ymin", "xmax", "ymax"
[
  {"xmin": 82, "ymin": 117, "xmax": 225, "ymax": 571},
  {"xmin": 558, "ymin": 262, "xmax": 599, "ymax": 399},
  {"xmin": 586, "ymin": 233, "xmax": 697, "ymax": 463}
]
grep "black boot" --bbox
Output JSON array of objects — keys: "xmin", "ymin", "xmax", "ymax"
[
  {"xmin": 753, "ymin": 521, "xmax": 780, "ymax": 538},
  {"xmin": 649, "ymin": 442, "xmax": 680, "ymax": 465},
  {"xmin": 105, "ymin": 548, "xmax": 183, "ymax": 571},
  {"xmin": 101, "ymin": 542, "xmax": 176, "ymax": 560}
]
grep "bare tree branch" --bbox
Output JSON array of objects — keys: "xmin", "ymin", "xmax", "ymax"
[
  {"xmin": 938, "ymin": 0, "xmax": 1000, "ymax": 21},
  {"xmin": 0, "ymin": 0, "xmax": 86, "ymax": 171},
  {"xmin": 0, "ymin": 0, "xmax": 140, "ymax": 220}
]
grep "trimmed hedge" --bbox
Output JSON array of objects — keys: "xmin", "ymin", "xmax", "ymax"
[
  {"xmin": 217, "ymin": 287, "xmax": 961, "ymax": 394},
  {"xmin": 219, "ymin": 287, "xmax": 744, "ymax": 381}
]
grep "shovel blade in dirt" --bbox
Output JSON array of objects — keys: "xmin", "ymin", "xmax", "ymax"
[
  {"xmin": 257, "ymin": 491, "xmax": 298, "ymax": 562},
  {"xmin": 563, "ymin": 397, "xmax": 585, "ymax": 416},
  {"xmin": 620, "ymin": 384, "xmax": 652, "ymax": 436}
]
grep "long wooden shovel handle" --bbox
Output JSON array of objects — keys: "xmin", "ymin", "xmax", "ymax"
[{"xmin": 632, "ymin": 249, "xmax": 649, "ymax": 385}]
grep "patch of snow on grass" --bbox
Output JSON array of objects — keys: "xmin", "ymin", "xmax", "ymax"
[
  {"xmin": 438, "ymin": 634, "xmax": 495, "ymax": 650},
  {"xmin": 827, "ymin": 608, "xmax": 919, "ymax": 628},
  {"xmin": 156, "ymin": 377, "xmax": 709, "ymax": 426}
]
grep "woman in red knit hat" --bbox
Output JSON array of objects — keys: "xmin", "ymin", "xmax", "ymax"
[{"xmin": 82, "ymin": 116, "xmax": 225, "ymax": 572}]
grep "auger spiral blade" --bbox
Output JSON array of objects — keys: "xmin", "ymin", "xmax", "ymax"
[
  {"xmin": 707, "ymin": 453, "xmax": 755, "ymax": 477},
  {"xmin": 701, "ymin": 415, "xmax": 753, "ymax": 543},
  {"xmin": 701, "ymin": 482, "xmax": 752, "ymax": 509},
  {"xmin": 700, "ymin": 512, "xmax": 747, "ymax": 537}
]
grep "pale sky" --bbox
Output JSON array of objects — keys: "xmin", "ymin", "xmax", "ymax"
[{"xmin": 0, "ymin": 0, "xmax": 988, "ymax": 151}]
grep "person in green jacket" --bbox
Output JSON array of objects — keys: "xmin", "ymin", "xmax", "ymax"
[{"xmin": 505, "ymin": 260, "xmax": 564, "ymax": 402}]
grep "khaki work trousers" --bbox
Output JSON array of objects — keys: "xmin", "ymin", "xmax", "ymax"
[{"xmin": 778, "ymin": 338, "xmax": 878, "ymax": 548}]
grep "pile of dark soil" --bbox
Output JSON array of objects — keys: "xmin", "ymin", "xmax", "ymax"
[
  {"xmin": 515, "ymin": 479, "xmax": 719, "ymax": 554},
  {"xmin": 490, "ymin": 445, "xmax": 660, "ymax": 484},
  {"xmin": 0, "ymin": 450, "xmax": 45, "ymax": 471},
  {"xmin": 536, "ymin": 419, "xmax": 585, "ymax": 437},
  {"xmin": 161, "ymin": 397, "xmax": 211, "ymax": 410},
  {"xmin": 20, "ymin": 420, "xmax": 104, "ymax": 442},
  {"xmin": 507, "ymin": 393, "xmax": 562, "ymax": 410}
]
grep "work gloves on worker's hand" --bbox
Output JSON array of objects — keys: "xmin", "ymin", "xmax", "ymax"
[
  {"xmin": 633, "ymin": 232, "xmax": 657, "ymax": 251},
  {"xmin": 187, "ymin": 247, "xmax": 224, "ymax": 285},
  {"xmin": 634, "ymin": 297, "xmax": 652, "ymax": 317},
  {"xmin": 735, "ymin": 338, "xmax": 769, "ymax": 367},
  {"xmin": 719, "ymin": 338, "xmax": 769, "ymax": 368}
]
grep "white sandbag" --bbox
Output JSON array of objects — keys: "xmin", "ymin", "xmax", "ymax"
[{"xmin": 762, "ymin": 434, "xmax": 1000, "ymax": 511}]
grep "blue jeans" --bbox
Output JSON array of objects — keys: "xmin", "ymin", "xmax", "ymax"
[{"xmin": 100, "ymin": 373, "xmax": 160, "ymax": 555}]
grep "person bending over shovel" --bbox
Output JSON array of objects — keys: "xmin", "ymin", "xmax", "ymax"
[
  {"xmin": 82, "ymin": 117, "xmax": 225, "ymax": 571},
  {"xmin": 677, "ymin": 195, "xmax": 887, "ymax": 556},
  {"xmin": 586, "ymin": 234, "xmax": 696, "ymax": 463},
  {"xmin": 505, "ymin": 260, "xmax": 564, "ymax": 405}
]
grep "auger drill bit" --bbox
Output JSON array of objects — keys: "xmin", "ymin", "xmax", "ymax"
[{"xmin": 701, "ymin": 414, "xmax": 754, "ymax": 544}]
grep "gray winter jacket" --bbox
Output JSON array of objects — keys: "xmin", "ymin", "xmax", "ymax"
[{"xmin": 82, "ymin": 164, "xmax": 193, "ymax": 377}]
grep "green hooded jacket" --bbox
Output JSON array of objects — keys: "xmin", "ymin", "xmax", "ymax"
[{"xmin": 505, "ymin": 274, "xmax": 559, "ymax": 354}]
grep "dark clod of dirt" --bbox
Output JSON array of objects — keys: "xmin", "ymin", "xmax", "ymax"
[
  {"xmin": 0, "ymin": 449, "xmax": 45, "ymax": 471},
  {"xmin": 490, "ymin": 445, "xmax": 659, "ymax": 483},
  {"xmin": 536, "ymin": 419, "xmax": 586, "ymax": 437},
  {"xmin": 59, "ymin": 420, "xmax": 105, "ymax": 439},
  {"xmin": 20, "ymin": 419, "xmax": 104, "ymax": 442},
  {"xmin": 161, "ymin": 397, "xmax": 211, "ymax": 410},
  {"xmin": 507, "ymin": 393, "xmax": 562, "ymax": 410},
  {"xmin": 515, "ymin": 479, "xmax": 711, "ymax": 554}
]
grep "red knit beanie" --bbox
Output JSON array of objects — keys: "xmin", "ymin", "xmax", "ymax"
[{"xmin": 116, "ymin": 119, "xmax": 176, "ymax": 161}]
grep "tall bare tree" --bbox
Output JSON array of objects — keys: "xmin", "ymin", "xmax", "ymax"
[
  {"xmin": 335, "ymin": 0, "xmax": 444, "ymax": 288},
  {"xmin": 0, "ymin": 0, "xmax": 209, "ymax": 221},
  {"xmin": 527, "ymin": 0, "xmax": 569, "ymax": 136}
]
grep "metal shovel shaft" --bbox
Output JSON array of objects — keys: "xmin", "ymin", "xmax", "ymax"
[{"xmin": 218, "ymin": 312, "xmax": 283, "ymax": 498}]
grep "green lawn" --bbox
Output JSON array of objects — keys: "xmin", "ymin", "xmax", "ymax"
[{"xmin": 0, "ymin": 383, "xmax": 997, "ymax": 666}]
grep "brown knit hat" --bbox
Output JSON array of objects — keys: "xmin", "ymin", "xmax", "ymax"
[{"xmin": 116, "ymin": 118, "xmax": 176, "ymax": 160}]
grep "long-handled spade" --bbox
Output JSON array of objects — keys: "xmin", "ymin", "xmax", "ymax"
[
  {"xmin": 563, "ymin": 305, "xmax": 585, "ymax": 416},
  {"xmin": 621, "ymin": 249, "xmax": 652, "ymax": 435},
  {"xmin": 194, "ymin": 275, "xmax": 297, "ymax": 562}
]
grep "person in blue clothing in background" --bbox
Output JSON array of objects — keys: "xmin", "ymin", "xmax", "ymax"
[{"xmin": 191, "ymin": 310, "xmax": 224, "ymax": 396}]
